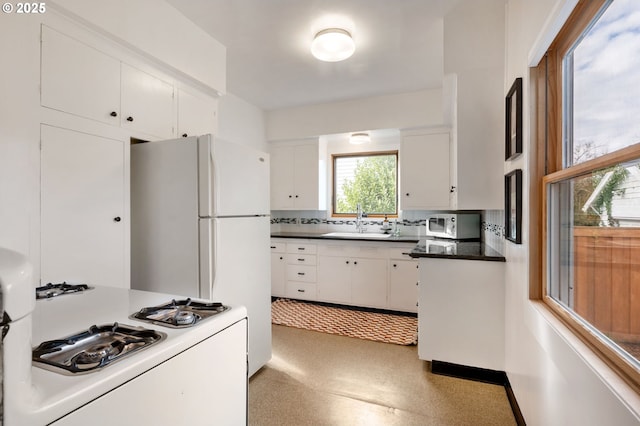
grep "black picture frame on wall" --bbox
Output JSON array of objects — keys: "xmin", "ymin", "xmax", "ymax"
[
  {"xmin": 505, "ymin": 77, "xmax": 523, "ymax": 161},
  {"xmin": 505, "ymin": 169, "xmax": 522, "ymax": 244}
]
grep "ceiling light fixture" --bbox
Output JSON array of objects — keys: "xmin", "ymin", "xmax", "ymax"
[
  {"xmin": 311, "ymin": 28, "xmax": 355, "ymax": 62},
  {"xmin": 349, "ymin": 132, "xmax": 370, "ymax": 145}
]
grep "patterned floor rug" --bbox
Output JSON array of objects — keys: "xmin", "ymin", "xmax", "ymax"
[{"xmin": 271, "ymin": 298, "xmax": 418, "ymax": 345}]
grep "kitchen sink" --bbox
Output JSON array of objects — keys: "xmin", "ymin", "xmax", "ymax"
[{"xmin": 322, "ymin": 232, "xmax": 391, "ymax": 239}]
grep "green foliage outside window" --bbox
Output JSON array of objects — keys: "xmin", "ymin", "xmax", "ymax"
[{"xmin": 334, "ymin": 154, "xmax": 397, "ymax": 215}]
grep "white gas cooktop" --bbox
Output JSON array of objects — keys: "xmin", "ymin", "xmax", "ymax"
[{"xmin": 28, "ymin": 286, "xmax": 247, "ymax": 425}]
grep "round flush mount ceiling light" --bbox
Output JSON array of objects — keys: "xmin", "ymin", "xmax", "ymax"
[
  {"xmin": 349, "ymin": 132, "xmax": 370, "ymax": 145},
  {"xmin": 311, "ymin": 28, "xmax": 355, "ymax": 62}
]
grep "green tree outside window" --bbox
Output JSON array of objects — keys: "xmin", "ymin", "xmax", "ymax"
[{"xmin": 334, "ymin": 153, "xmax": 397, "ymax": 215}]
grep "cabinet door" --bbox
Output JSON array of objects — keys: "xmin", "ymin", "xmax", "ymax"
[
  {"xmin": 271, "ymin": 253, "xmax": 286, "ymax": 297},
  {"xmin": 317, "ymin": 256, "xmax": 351, "ymax": 304},
  {"xmin": 388, "ymin": 260, "xmax": 419, "ymax": 312},
  {"xmin": 270, "ymin": 146, "xmax": 296, "ymax": 209},
  {"xmin": 41, "ymin": 125, "xmax": 126, "ymax": 288},
  {"xmin": 351, "ymin": 258, "xmax": 387, "ymax": 308},
  {"xmin": 121, "ymin": 64, "xmax": 174, "ymax": 139},
  {"xmin": 177, "ymin": 89, "xmax": 218, "ymax": 138},
  {"xmin": 401, "ymin": 133, "xmax": 450, "ymax": 209},
  {"xmin": 41, "ymin": 26, "xmax": 120, "ymax": 125},
  {"xmin": 293, "ymin": 144, "xmax": 319, "ymax": 209}
]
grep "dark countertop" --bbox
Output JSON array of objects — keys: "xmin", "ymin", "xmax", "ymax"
[
  {"xmin": 271, "ymin": 232, "xmax": 505, "ymax": 262},
  {"xmin": 408, "ymin": 238, "xmax": 506, "ymax": 262},
  {"xmin": 270, "ymin": 231, "xmax": 420, "ymax": 243}
]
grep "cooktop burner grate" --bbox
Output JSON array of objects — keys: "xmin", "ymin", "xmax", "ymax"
[
  {"xmin": 132, "ymin": 298, "xmax": 229, "ymax": 328},
  {"xmin": 35, "ymin": 282, "xmax": 92, "ymax": 299},
  {"xmin": 32, "ymin": 323, "xmax": 165, "ymax": 375}
]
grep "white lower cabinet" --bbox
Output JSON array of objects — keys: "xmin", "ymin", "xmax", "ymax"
[
  {"xmin": 316, "ymin": 255, "xmax": 351, "ymax": 303},
  {"xmin": 285, "ymin": 241, "xmax": 318, "ymax": 300},
  {"xmin": 388, "ymin": 257, "xmax": 419, "ymax": 313},
  {"xmin": 318, "ymin": 255, "xmax": 387, "ymax": 308},
  {"xmin": 418, "ymin": 257, "xmax": 505, "ymax": 370},
  {"xmin": 270, "ymin": 242, "xmax": 286, "ymax": 297},
  {"xmin": 272, "ymin": 239, "xmax": 418, "ymax": 312},
  {"xmin": 351, "ymin": 258, "xmax": 387, "ymax": 308}
]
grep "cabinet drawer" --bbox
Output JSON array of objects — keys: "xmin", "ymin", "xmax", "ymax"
[
  {"xmin": 270, "ymin": 242, "xmax": 286, "ymax": 253},
  {"xmin": 287, "ymin": 265, "xmax": 317, "ymax": 282},
  {"xmin": 286, "ymin": 243, "xmax": 317, "ymax": 254},
  {"xmin": 285, "ymin": 281, "xmax": 317, "ymax": 301},
  {"xmin": 286, "ymin": 254, "xmax": 317, "ymax": 266}
]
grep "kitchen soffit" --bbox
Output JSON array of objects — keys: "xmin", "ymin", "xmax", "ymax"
[{"xmin": 166, "ymin": 0, "xmax": 461, "ymax": 111}]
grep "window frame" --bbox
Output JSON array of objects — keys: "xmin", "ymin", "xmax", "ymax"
[
  {"xmin": 331, "ymin": 150, "xmax": 399, "ymax": 218},
  {"xmin": 534, "ymin": 0, "xmax": 640, "ymax": 391}
]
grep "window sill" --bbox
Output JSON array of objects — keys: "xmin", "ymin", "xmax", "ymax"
[{"xmin": 529, "ymin": 300, "xmax": 640, "ymax": 417}]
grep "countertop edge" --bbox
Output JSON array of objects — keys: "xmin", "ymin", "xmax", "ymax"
[
  {"xmin": 408, "ymin": 252, "xmax": 506, "ymax": 262},
  {"xmin": 270, "ymin": 233, "xmax": 420, "ymax": 243},
  {"xmin": 271, "ymin": 233, "xmax": 506, "ymax": 262}
]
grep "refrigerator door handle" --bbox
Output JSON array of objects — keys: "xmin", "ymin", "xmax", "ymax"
[{"xmin": 199, "ymin": 218, "xmax": 214, "ymax": 300}]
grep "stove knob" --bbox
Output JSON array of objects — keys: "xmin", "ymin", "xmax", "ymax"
[{"xmin": 114, "ymin": 216, "xmax": 122, "ymax": 222}]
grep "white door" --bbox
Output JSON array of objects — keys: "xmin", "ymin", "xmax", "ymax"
[
  {"xmin": 41, "ymin": 125, "xmax": 126, "ymax": 287},
  {"xmin": 269, "ymin": 145, "xmax": 296, "ymax": 209},
  {"xmin": 130, "ymin": 138, "xmax": 200, "ymax": 296},
  {"xmin": 121, "ymin": 63, "xmax": 174, "ymax": 139},
  {"xmin": 208, "ymin": 216, "xmax": 271, "ymax": 376},
  {"xmin": 177, "ymin": 88, "xmax": 218, "ymax": 138},
  {"xmin": 41, "ymin": 25, "xmax": 121, "ymax": 125},
  {"xmin": 205, "ymin": 137, "xmax": 270, "ymax": 217},
  {"xmin": 351, "ymin": 258, "xmax": 388, "ymax": 308},
  {"xmin": 401, "ymin": 133, "xmax": 451, "ymax": 209},
  {"xmin": 317, "ymin": 256, "xmax": 351, "ymax": 303},
  {"xmin": 292, "ymin": 144, "xmax": 320, "ymax": 210}
]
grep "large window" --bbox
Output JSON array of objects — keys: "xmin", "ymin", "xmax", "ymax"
[
  {"xmin": 537, "ymin": 0, "xmax": 640, "ymax": 389},
  {"xmin": 332, "ymin": 151, "xmax": 398, "ymax": 216}
]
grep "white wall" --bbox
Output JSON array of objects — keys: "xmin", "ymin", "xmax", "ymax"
[
  {"xmin": 444, "ymin": 0, "xmax": 505, "ymax": 210},
  {"xmin": 504, "ymin": 0, "xmax": 640, "ymax": 424},
  {"xmin": 218, "ymin": 93, "xmax": 268, "ymax": 153},
  {"xmin": 0, "ymin": 14, "xmax": 41, "ymax": 259},
  {"xmin": 265, "ymin": 88, "xmax": 443, "ymax": 141},
  {"xmin": 49, "ymin": 0, "xmax": 226, "ymax": 95}
]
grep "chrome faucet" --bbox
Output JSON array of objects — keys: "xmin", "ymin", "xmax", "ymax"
[{"xmin": 355, "ymin": 203, "xmax": 365, "ymax": 233}]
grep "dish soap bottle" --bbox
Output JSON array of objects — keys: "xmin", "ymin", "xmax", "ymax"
[{"xmin": 382, "ymin": 214, "xmax": 391, "ymax": 233}]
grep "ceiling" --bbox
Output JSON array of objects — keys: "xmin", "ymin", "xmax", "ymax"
[{"xmin": 166, "ymin": 0, "xmax": 462, "ymax": 111}]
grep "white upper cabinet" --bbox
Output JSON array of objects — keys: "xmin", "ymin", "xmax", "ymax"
[
  {"xmin": 270, "ymin": 142, "xmax": 326, "ymax": 210},
  {"xmin": 121, "ymin": 64, "xmax": 175, "ymax": 139},
  {"xmin": 177, "ymin": 88, "xmax": 218, "ymax": 138},
  {"xmin": 40, "ymin": 125, "xmax": 127, "ymax": 288},
  {"xmin": 400, "ymin": 131, "xmax": 451, "ymax": 210},
  {"xmin": 41, "ymin": 25, "xmax": 121, "ymax": 125}
]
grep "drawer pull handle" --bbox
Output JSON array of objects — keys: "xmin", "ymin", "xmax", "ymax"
[
  {"xmin": 298, "ymin": 289, "xmax": 305, "ymax": 293},
  {"xmin": 298, "ymin": 272, "xmax": 305, "ymax": 276},
  {"xmin": 298, "ymin": 247, "xmax": 305, "ymax": 251},
  {"xmin": 297, "ymin": 258, "xmax": 305, "ymax": 261},
  {"xmin": 270, "ymin": 246, "xmax": 276, "ymax": 249}
]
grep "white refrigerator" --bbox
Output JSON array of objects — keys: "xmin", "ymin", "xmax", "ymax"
[{"xmin": 130, "ymin": 134, "xmax": 271, "ymax": 376}]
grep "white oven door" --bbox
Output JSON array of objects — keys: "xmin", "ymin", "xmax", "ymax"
[{"xmin": 51, "ymin": 319, "xmax": 247, "ymax": 425}]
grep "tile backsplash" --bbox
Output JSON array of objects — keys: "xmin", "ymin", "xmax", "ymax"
[
  {"xmin": 482, "ymin": 209, "xmax": 505, "ymax": 254},
  {"xmin": 271, "ymin": 209, "xmax": 506, "ymax": 255}
]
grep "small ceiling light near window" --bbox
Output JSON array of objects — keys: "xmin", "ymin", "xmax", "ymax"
[
  {"xmin": 311, "ymin": 28, "xmax": 355, "ymax": 62},
  {"xmin": 349, "ymin": 132, "xmax": 370, "ymax": 145}
]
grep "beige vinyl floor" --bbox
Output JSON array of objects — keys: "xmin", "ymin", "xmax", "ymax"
[{"xmin": 249, "ymin": 324, "xmax": 517, "ymax": 426}]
